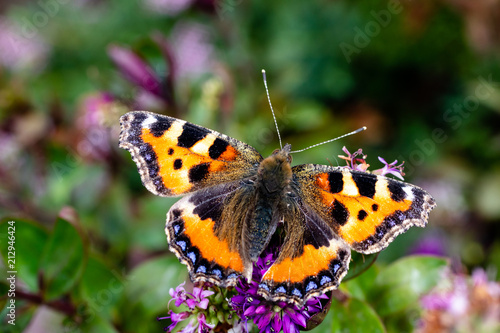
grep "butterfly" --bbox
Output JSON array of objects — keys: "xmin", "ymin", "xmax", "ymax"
[{"xmin": 119, "ymin": 110, "xmax": 435, "ymax": 306}]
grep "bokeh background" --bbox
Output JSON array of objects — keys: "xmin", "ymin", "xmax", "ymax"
[{"xmin": 1, "ymin": 0, "xmax": 500, "ymax": 332}]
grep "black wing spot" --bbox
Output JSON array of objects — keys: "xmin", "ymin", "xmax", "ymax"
[
  {"xmin": 332, "ymin": 200, "xmax": 349, "ymax": 226},
  {"xmin": 372, "ymin": 203, "xmax": 379, "ymax": 211},
  {"xmin": 328, "ymin": 172, "xmax": 343, "ymax": 193},
  {"xmin": 168, "ymin": 148, "xmax": 174, "ymax": 155},
  {"xmin": 352, "ymin": 173, "xmax": 377, "ymax": 199},
  {"xmin": 357, "ymin": 210, "xmax": 368, "ymax": 221},
  {"xmin": 189, "ymin": 163, "xmax": 210, "ymax": 183},
  {"xmin": 177, "ymin": 123, "xmax": 209, "ymax": 148},
  {"xmin": 192, "ymin": 195, "xmax": 223, "ymax": 223},
  {"xmin": 150, "ymin": 117, "xmax": 173, "ymax": 137},
  {"xmin": 209, "ymin": 138, "xmax": 230, "ymax": 159},
  {"xmin": 173, "ymin": 159, "xmax": 183, "ymax": 170},
  {"xmin": 388, "ymin": 181, "xmax": 407, "ymax": 202}
]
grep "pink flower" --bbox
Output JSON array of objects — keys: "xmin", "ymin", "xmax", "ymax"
[
  {"xmin": 186, "ymin": 287, "xmax": 214, "ymax": 310},
  {"xmin": 169, "ymin": 281, "xmax": 187, "ymax": 307}
]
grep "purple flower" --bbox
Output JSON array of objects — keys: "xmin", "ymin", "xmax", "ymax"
[
  {"xmin": 409, "ymin": 234, "xmax": 447, "ymax": 256},
  {"xmin": 179, "ymin": 318, "xmax": 197, "ymax": 333},
  {"xmin": 159, "ymin": 282, "xmax": 228, "ymax": 332},
  {"xmin": 373, "ymin": 157, "xmax": 405, "ymax": 180},
  {"xmin": 169, "ymin": 281, "xmax": 187, "ymax": 307},
  {"xmin": 339, "ymin": 146, "xmax": 406, "ymax": 180},
  {"xmin": 230, "ymin": 248, "xmax": 329, "ymax": 333},
  {"xmin": 170, "ymin": 21, "xmax": 214, "ymax": 80},
  {"xmin": 197, "ymin": 313, "xmax": 215, "ymax": 332},
  {"xmin": 418, "ymin": 268, "xmax": 500, "ymax": 332},
  {"xmin": 158, "ymin": 310, "xmax": 190, "ymax": 332},
  {"xmin": 0, "ymin": 18, "xmax": 49, "ymax": 71},
  {"xmin": 108, "ymin": 45, "xmax": 163, "ymax": 98},
  {"xmin": 186, "ymin": 287, "xmax": 214, "ymax": 310},
  {"xmin": 338, "ymin": 146, "xmax": 369, "ymax": 171}
]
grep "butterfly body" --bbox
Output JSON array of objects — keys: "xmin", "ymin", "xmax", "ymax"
[{"xmin": 119, "ymin": 111, "xmax": 436, "ymax": 306}]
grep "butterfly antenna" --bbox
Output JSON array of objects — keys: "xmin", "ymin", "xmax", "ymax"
[
  {"xmin": 262, "ymin": 69, "xmax": 283, "ymax": 149},
  {"xmin": 290, "ymin": 126, "xmax": 367, "ymax": 154}
]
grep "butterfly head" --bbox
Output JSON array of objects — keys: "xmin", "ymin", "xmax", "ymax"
[{"xmin": 258, "ymin": 143, "xmax": 293, "ymax": 194}]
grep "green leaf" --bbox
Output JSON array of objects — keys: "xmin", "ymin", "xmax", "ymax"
[
  {"xmin": 343, "ymin": 252, "xmax": 379, "ymax": 282},
  {"xmin": 330, "ymin": 297, "xmax": 386, "ymax": 333},
  {"xmin": 78, "ymin": 256, "xmax": 124, "ymax": 322},
  {"xmin": 342, "ymin": 264, "xmax": 380, "ymax": 302},
  {"xmin": 121, "ymin": 255, "xmax": 188, "ymax": 332},
  {"xmin": 39, "ymin": 217, "xmax": 87, "ymax": 300},
  {"xmin": 370, "ymin": 256, "xmax": 449, "ymax": 316},
  {"xmin": 77, "ymin": 313, "xmax": 119, "ymax": 333},
  {"xmin": 0, "ymin": 218, "xmax": 49, "ymax": 292}
]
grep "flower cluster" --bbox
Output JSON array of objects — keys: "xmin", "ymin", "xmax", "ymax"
[
  {"xmin": 230, "ymin": 248, "xmax": 328, "ymax": 333},
  {"xmin": 339, "ymin": 146, "xmax": 405, "ymax": 180},
  {"xmin": 158, "ymin": 282, "xmax": 232, "ymax": 333},
  {"xmin": 417, "ymin": 268, "xmax": 500, "ymax": 332},
  {"xmin": 161, "ymin": 247, "xmax": 329, "ymax": 333}
]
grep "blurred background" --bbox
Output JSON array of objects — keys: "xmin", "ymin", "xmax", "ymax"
[{"xmin": 0, "ymin": 0, "xmax": 499, "ymax": 332}]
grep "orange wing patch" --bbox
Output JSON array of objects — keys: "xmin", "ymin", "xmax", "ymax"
[
  {"xmin": 166, "ymin": 190, "xmax": 245, "ymax": 286},
  {"xmin": 120, "ymin": 111, "xmax": 261, "ymax": 197},
  {"xmin": 181, "ymin": 207, "xmax": 244, "ymax": 273},
  {"xmin": 263, "ymin": 244, "xmax": 340, "ymax": 283},
  {"xmin": 141, "ymin": 126, "xmax": 237, "ymax": 195},
  {"xmin": 336, "ymin": 177, "xmax": 411, "ymax": 245},
  {"xmin": 309, "ymin": 167, "xmax": 434, "ymax": 253},
  {"xmin": 258, "ymin": 239, "xmax": 350, "ymax": 305}
]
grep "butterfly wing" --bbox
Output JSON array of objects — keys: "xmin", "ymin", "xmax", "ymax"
[
  {"xmin": 119, "ymin": 111, "xmax": 263, "ymax": 196},
  {"xmin": 258, "ymin": 164, "xmax": 435, "ymax": 305},
  {"xmin": 166, "ymin": 180, "xmax": 253, "ymax": 287},
  {"xmin": 258, "ymin": 197, "xmax": 351, "ymax": 305},
  {"xmin": 292, "ymin": 164, "xmax": 436, "ymax": 254}
]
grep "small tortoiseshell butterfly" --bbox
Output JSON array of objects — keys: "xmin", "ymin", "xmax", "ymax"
[{"xmin": 119, "ymin": 110, "xmax": 435, "ymax": 306}]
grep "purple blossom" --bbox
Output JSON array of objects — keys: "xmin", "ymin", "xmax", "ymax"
[
  {"xmin": 0, "ymin": 18, "xmax": 49, "ymax": 71},
  {"xmin": 158, "ymin": 310, "xmax": 190, "ymax": 331},
  {"xmin": 197, "ymin": 313, "xmax": 215, "ymax": 332},
  {"xmin": 169, "ymin": 281, "xmax": 187, "ymax": 307},
  {"xmin": 159, "ymin": 282, "xmax": 224, "ymax": 332},
  {"xmin": 339, "ymin": 146, "xmax": 405, "ymax": 180},
  {"xmin": 373, "ymin": 157, "xmax": 405, "ymax": 180},
  {"xmin": 338, "ymin": 146, "xmax": 369, "ymax": 171},
  {"xmin": 186, "ymin": 287, "xmax": 214, "ymax": 310},
  {"xmin": 107, "ymin": 45, "xmax": 163, "ymax": 98},
  {"xmin": 179, "ymin": 318, "xmax": 197, "ymax": 333},
  {"xmin": 409, "ymin": 234, "xmax": 447, "ymax": 256},
  {"xmin": 170, "ymin": 21, "xmax": 214, "ymax": 80},
  {"xmin": 230, "ymin": 248, "xmax": 329, "ymax": 333},
  {"xmin": 108, "ymin": 23, "xmax": 214, "ymax": 109},
  {"xmin": 418, "ymin": 268, "xmax": 500, "ymax": 332}
]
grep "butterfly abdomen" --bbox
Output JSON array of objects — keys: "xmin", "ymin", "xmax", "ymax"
[{"xmin": 243, "ymin": 147, "xmax": 294, "ymax": 263}]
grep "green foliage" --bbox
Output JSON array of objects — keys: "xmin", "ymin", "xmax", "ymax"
[{"xmin": 1, "ymin": 0, "xmax": 499, "ymax": 331}]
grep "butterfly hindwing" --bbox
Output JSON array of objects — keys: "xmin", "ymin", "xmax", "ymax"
[
  {"xmin": 258, "ymin": 198, "xmax": 351, "ymax": 304},
  {"xmin": 166, "ymin": 181, "xmax": 248, "ymax": 287},
  {"xmin": 119, "ymin": 111, "xmax": 263, "ymax": 196},
  {"xmin": 292, "ymin": 164, "xmax": 436, "ymax": 254}
]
